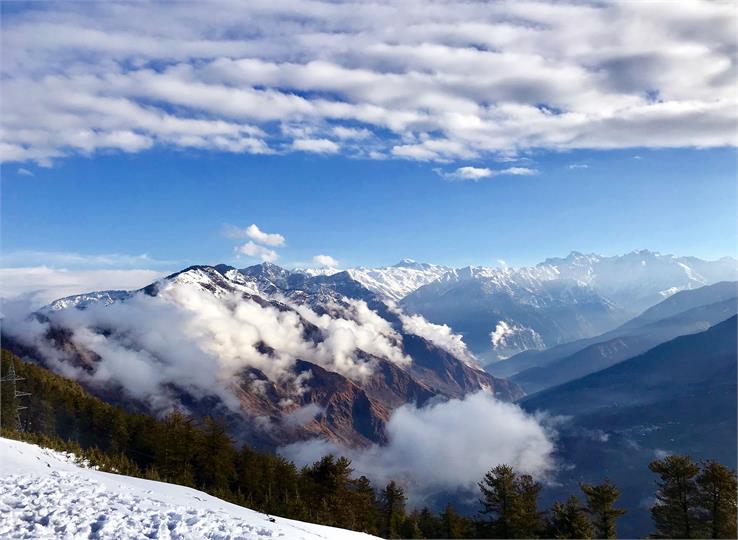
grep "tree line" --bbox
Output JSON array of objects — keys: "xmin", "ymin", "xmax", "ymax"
[{"xmin": 1, "ymin": 350, "xmax": 735, "ymax": 538}]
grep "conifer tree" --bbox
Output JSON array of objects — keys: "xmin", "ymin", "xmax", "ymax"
[
  {"xmin": 440, "ymin": 503, "xmax": 472, "ymax": 538},
  {"xmin": 194, "ymin": 416, "xmax": 236, "ymax": 494},
  {"xmin": 479, "ymin": 464, "xmax": 543, "ymax": 538},
  {"xmin": 695, "ymin": 460, "xmax": 737, "ymax": 539},
  {"xmin": 515, "ymin": 473, "xmax": 544, "ymax": 537},
  {"xmin": 649, "ymin": 455, "xmax": 699, "ymax": 539},
  {"xmin": 351, "ymin": 475, "xmax": 380, "ymax": 535},
  {"xmin": 581, "ymin": 479, "xmax": 626, "ymax": 539},
  {"xmin": 380, "ymin": 480, "xmax": 407, "ymax": 539},
  {"xmin": 547, "ymin": 495, "xmax": 593, "ymax": 539},
  {"xmin": 479, "ymin": 464, "xmax": 518, "ymax": 538},
  {"xmin": 418, "ymin": 506, "xmax": 442, "ymax": 539},
  {"xmin": 400, "ymin": 513, "xmax": 422, "ymax": 539}
]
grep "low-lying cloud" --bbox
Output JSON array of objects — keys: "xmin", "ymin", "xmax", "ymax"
[
  {"xmin": 399, "ymin": 312, "xmax": 478, "ymax": 367},
  {"xmin": 281, "ymin": 391, "xmax": 556, "ymax": 502},
  {"xmin": 3, "ymin": 280, "xmax": 411, "ymax": 412}
]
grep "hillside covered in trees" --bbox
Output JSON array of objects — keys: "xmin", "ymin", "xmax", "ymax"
[{"xmin": 1, "ymin": 349, "xmax": 735, "ymax": 538}]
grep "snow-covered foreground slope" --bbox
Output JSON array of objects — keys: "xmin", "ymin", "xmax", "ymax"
[{"xmin": 0, "ymin": 437, "xmax": 379, "ymax": 540}]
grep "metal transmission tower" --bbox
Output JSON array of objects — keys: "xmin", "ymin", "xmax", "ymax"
[{"xmin": 1, "ymin": 362, "xmax": 30, "ymax": 431}]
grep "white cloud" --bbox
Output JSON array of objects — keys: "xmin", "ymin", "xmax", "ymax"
[
  {"xmin": 291, "ymin": 138, "xmax": 340, "ymax": 154},
  {"xmin": 0, "ymin": 250, "xmax": 175, "ymax": 269},
  {"xmin": 312, "ymin": 254, "xmax": 338, "ymax": 267},
  {"xmin": 236, "ymin": 241, "xmax": 279, "ymax": 262},
  {"xmin": 0, "ymin": 266, "xmax": 165, "ymax": 307},
  {"xmin": 281, "ymin": 392, "xmax": 556, "ymax": 502},
  {"xmin": 331, "ymin": 126, "xmax": 371, "ymax": 140},
  {"xmin": 437, "ymin": 165, "xmax": 539, "ymax": 181},
  {"xmin": 3, "ymin": 282, "xmax": 413, "ymax": 412},
  {"xmin": 568, "ymin": 163, "xmax": 589, "ymax": 169},
  {"xmin": 17, "ymin": 167, "xmax": 34, "ymax": 176},
  {"xmin": 399, "ymin": 313, "xmax": 478, "ymax": 367},
  {"xmin": 1, "ymin": 1, "xmax": 734, "ymax": 166},
  {"xmin": 246, "ymin": 224, "xmax": 285, "ymax": 247},
  {"xmin": 450, "ymin": 166, "xmax": 492, "ymax": 180}
]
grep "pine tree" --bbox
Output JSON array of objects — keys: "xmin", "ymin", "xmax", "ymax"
[
  {"xmin": 479, "ymin": 464, "xmax": 518, "ymax": 538},
  {"xmin": 157, "ymin": 410, "xmax": 196, "ymax": 486},
  {"xmin": 695, "ymin": 460, "xmax": 737, "ymax": 539},
  {"xmin": 351, "ymin": 475, "xmax": 380, "ymax": 535},
  {"xmin": 479, "ymin": 465, "xmax": 543, "ymax": 538},
  {"xmin": 515, "ymin": 473, "xmax": 544, "ymax": 537},
  {"xmin": 649, "ymin": 455, "xmax": 699, "ymax": 539},
  {"xmin": 581, "ymin": 479, "xmax": 626, "ymax": 539},
  {"xmin": 193, "ymin": 416, "xmax": 236, "ymax": 494},
  {"xmin": 440, "ymin": 503, "xmax": 471, "ymax": 538},
  {"xmin": 547, "ymin": 495, "xmax": 594, "ymax": 539},
  {"xmin": 400, "ymin": 513, "xmax": 422, "ymax": 539},
  {"xmin": 418, "ymin": 506, "xmax": 442, "ymax": 539},
  {"xmin": 380, "ymin": 480, "xmax": 407, "ymax": 539}
]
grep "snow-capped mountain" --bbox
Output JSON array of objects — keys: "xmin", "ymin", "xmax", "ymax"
[
  {"xmin": 8, "ymin": 263, "xmax": 521, "ymax": 449},
  {"xmin": 295, "ymin": 259, "xmax": 451, "ymax": 302},
  {"xmin": 400, "ymin": 251, "xmax": 736, "ymax": 362},
  {"xmin": 401, "ymin": 266, "xmax": 626, "ymax": 363},
  {"xmin": 0, "ymin": 437, "xmax": 378, "ymax": 540},
  {"xmin": 537, "ymin": 250, "xmax": 738, "ymax": 312}
]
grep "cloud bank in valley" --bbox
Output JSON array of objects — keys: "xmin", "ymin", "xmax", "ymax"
[
  {"xmin": 3, "ymin": 280, "xmax": 411, "ymax": 412},
  {"xmin": 1, "ymin": 1, "xmax": 735, "ymax": 165},
  {"xmin": 281, "ymin": 391, "xmax": 556, "ymax": 502}
]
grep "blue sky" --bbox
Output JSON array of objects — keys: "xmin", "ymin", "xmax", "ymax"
[
  {"xmin": 3, "ymin": 146, "xmax": 735, "ymax": 271},
  {"xmin": 1, "ymin": 1, "xmax": 736, "ymax": 301}
]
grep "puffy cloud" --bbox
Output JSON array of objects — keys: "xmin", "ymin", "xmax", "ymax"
[
  {"xmin": 291, "ymin": 138, "xmax": 340, "ymax": 154},
  {"xmin": 399, "ymin": 313, "xmax": 478, "ymax": 367},
  {"xmin": 312, "ymin": 254, "xmax": 338, "ymax": 267},
  {"xmin": 224, "ymin": 224, "xmax": 285, "ymax": 246},
  {"xmin": 4, "ymin": 281, "xmax": 414, "ymax": 413},
  {"xmin": 246, "ymin": 224, "xmax": 285, "ymax": 247},
  {"xmin": 436, "ymin": 165, "xmax": 539, "ymax": 181},
  {"xmin": 1, "ymin": 1, "xmax": 734, "ymax": 166},
  {"xmin": 448, "ymin": 166, "xmax": 492, "ymax": 180},
  {"xmin": 236, "ymin": 241, "xmax": 279, "ymax": 262},
  {"xmin": 281, "ymin": 392, "xmax": 556, "ymax": 502}
]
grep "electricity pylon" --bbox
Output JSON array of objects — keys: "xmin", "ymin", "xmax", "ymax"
[{"xmin": 1, "ymin": 362, "xmax": 30, "ymax": 431}]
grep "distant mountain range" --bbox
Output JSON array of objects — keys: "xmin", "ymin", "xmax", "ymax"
[
  {"xmin": 523, "ymin": 315, "xmax": 737, "ymax": 537},
  {"xmin": 3, "ymin": 249, "xmax": 735, "ymax": 452},
  {"xmin": 492, "ymin": 281, "xmax": 737, "ymax": 392}
]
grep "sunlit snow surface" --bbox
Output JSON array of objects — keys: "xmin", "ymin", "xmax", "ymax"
[{"xmin": 0, "ymin": 437, "xmax": 378, "ymax": 540}]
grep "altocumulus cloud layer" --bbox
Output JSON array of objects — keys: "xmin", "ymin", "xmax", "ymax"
[{"xmin": 1, "ymin": 1, "xmax": 735, "ymax": 165}]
